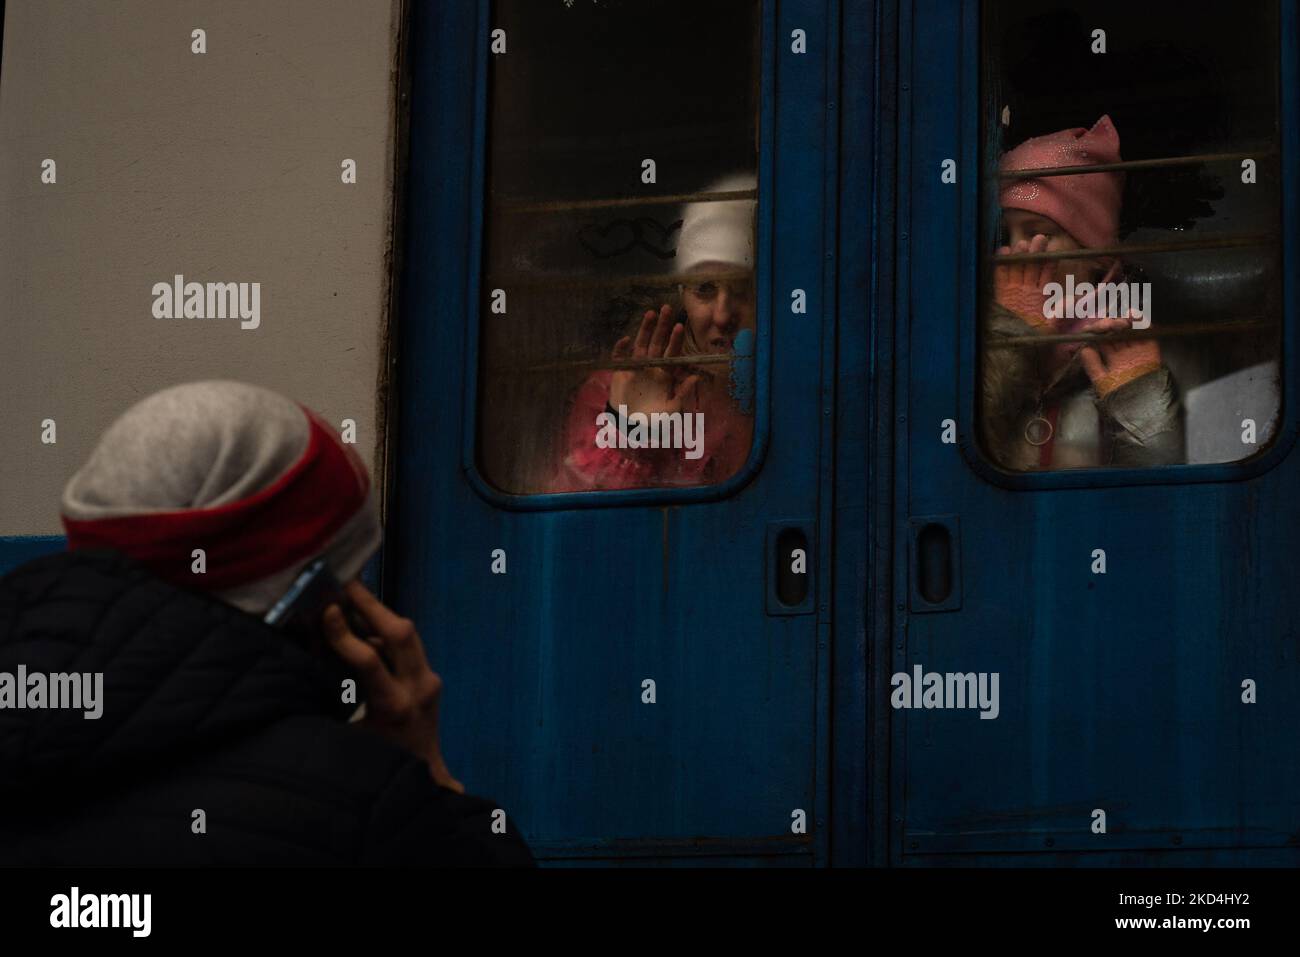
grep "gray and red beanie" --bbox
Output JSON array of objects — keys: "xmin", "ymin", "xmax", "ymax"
[{"xmin": 59, "ymin": 380, "xmax": 382, "ymax": 616}]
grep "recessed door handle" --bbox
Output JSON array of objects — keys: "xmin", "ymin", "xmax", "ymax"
[
  {"xmin": 766, "ymin": 521, "xmax": 814, "ymax": 616},
  {"xmin": 909, "ymin": 515, "xmax": 962, "ymax": 613}
]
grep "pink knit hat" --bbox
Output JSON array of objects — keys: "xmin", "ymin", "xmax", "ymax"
[{"xmin": 999, "ymin": 115, "xmax": 1125, "ymax": 251}]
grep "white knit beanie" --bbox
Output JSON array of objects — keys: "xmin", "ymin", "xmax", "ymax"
[
  {"xmin": 674, "ymin": 171, "xmax": 758, "ymax": 275},
  {"xmin": 60, "ymin": 380, "xmax": 382, "ymax": 616}
]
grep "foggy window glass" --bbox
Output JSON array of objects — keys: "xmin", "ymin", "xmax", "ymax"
[
  {"xmin": 979, "ymin": 1, "xmax": 1282, "ymax": 471},
  {"xmin": 478, "ymin": 0, "xmax": 761, "ymax": 495}
]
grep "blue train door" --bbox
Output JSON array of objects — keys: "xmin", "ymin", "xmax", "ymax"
[
  {"xmin": 894, "ymin": 0, "xmax": 1300, "ymax": 863},
  {"xmin": 392, "ymin": 0, "xmax": 841, "ymax": 864}
]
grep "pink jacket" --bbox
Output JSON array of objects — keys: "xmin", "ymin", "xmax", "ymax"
[{"xmin": 548, "ymin": 370, "xmax": 752, "ymax": 492}]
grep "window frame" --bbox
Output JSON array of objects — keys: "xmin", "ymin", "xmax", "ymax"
[
  {"xmin": 957, "ymin": 0, "xmax": 1300, "ymax": 489},
  {"xmin": 460, "ymin": 0, "xmax": 777, "ymax": 510}
]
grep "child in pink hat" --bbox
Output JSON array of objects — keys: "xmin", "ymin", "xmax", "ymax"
[{"xmin": 982, "ymin": 115, "xmax": 1184, "ymax": 470}]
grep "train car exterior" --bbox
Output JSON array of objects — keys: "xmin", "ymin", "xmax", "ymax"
[
  {"xmin": 2, "ymin": 0, "xmax": 1296, "ymax": 869},
  {"xmin": 388, "ymin": 0, "xmax": 1300, "ymax": 867}
]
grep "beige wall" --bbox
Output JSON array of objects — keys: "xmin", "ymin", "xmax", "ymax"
[{"xmin": 0, "ymin": 0, "xmax": 400, "ymax": 534}]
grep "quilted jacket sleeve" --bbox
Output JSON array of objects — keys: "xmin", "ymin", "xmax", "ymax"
[{"xmin": 359, "ymin": 757, "xmax": 536, "ymax": 867}]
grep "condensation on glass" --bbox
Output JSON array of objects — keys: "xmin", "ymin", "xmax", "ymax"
[
  {"xmin": 978, "ymin": 1, "xmax": 1283, "ymax": 471},
  {"xmin": 477, "ymin": 0, "xmax": 761, "ymax": 495}
]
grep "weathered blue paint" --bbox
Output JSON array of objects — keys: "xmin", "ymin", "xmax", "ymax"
[
  {"xmin": 839, "ymin": 0, "xmax": 892, "ymax": 869},
  {"xmin": 728, "ymin": 328, "xmax": 756, "ymax": 415},
  {"xmin": 0, "ymin": 536, "xmax": 65, "ymax": 578},
  {"xmin": 392, "ymin": 0, "xmax": 834, "ymax": 865},
  {"xmin": 889, "ymin": 0, "xmax": 1300, "ymax": 865}
]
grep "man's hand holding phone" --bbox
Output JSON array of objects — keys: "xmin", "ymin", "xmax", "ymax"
[{"xmin": 322, "ymin": 582, "xmax": 465, "ymax": 794}]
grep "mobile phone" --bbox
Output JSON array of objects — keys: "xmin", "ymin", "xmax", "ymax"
[{"xmin": 264, "ymin": 557, "xmax": 374, "ymax": 644}]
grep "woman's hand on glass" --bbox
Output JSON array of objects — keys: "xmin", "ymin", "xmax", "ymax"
[{"xmin": 608, "ymin": 303, "xmax": 702, "ymax": 417}]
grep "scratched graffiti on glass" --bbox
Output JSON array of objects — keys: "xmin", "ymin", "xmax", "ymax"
[{"xmin": 477, "ymin": 0, "xmax": 761, "ymax": 495}]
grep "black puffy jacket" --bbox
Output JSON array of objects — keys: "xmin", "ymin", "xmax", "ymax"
[{"xmin": 0, "ymin": 548, "xmax": 534, "ymax": 866}]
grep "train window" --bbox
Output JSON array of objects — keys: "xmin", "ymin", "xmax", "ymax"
[
  {"xmin": 978, "ymin": 1, "xmax": 1283, "ymax": 471},
  {"xmin": 476, "ymin": 0, "xmax": 761, "ymax": 495}
]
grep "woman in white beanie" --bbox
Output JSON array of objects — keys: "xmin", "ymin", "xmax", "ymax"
[{"xmin": 550, "ymin": 171, "xmax": 758, "ymax": 491}]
